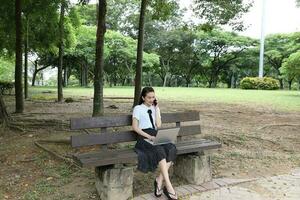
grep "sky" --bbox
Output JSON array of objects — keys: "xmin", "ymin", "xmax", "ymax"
[{"xmin": 179, "ymin": 0, "xmax": 300, "ymax": 38}]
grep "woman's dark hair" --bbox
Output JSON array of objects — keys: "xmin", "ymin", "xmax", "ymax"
[{"xmin": 138, "ymin": 86, "xmax": 155, "ymax": 104}]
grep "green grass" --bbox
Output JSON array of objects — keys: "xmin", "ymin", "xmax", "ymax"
[{"xmin": 28, "ymin": 86, "xmax": 300, "ymax": 111}]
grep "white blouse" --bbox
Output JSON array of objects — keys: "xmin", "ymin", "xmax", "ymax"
[{"xmin": 132, "ymin": 103, "xmax": 157, "ymax": 129}]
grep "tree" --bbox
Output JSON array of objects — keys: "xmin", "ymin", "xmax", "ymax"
[
  {"xmin": 64, "ymin": 25, "xmax": 159, "ymax": 87},
  {"xmin": 93, "ymin": 0, "xmax": 107, "ymax": 116},
  {"xmin": 193, "ymin": 0, "xmax": 252, "ymax": 31},
  {"xmin": 280, "ymin": 51, "xmax": 300, "ymax": 90},
  {"xmin": 21, "ymin": 0, "xmax": 62, "ymax": 95},
  {"xmin": 24, "ymin": 17, "xmax": 29, "ymax": 99},
  {"xmin": 0, "ymin": 94, "xmax": 9, "ymax": 126},
  {"xmin": 171, "ymin": 29, "xmax": 201, "ymax": 87},
  {"xmin": 22, "ymin": 0, "xmax": 58, "ymax": 98},
  {"xmin": 195, "ymin": 30, "xmax": 255, "ymax": 87},
  {"xmin": 105, "ymin": 31, "xmax": 131, "ymax": 86},
  {"xmin": 221, "ymin": 47, "xmax": 260, "ymax": 88},
  {"xmin": 65, "ymin": 25, "xmax": 96, "ymax": 87},
  {"xmin": 0, "ymin": 1, "xmax": 15, "ymax": 54},
  {"xmin": 133, "ymin": 0, "xmax": 179, "ymax": 107},
  {"xmin": 144, "ymin": 14, "xmax": 183, "ymax": 86},
  {"xmin": 133, "ymin": 0, "xmax": 148, "ymax": 107},
  {"xmin": 75, "ymin": 1, "xmax": 140, "ymax": 32},
  {"xmin": 15, "ymin": 0, "xmax": 24, "ymax": 113},
  {"xmin": 35, "ymin": 4, "xmax": 77, "ymax": 87},
  {"xmin": 58, "ymin": 0, "xmax": 67, "ymax": 102},
  {"xmin": 1, "ymin": 0, "xmax": 65, "ymax": 105},
  {"xmin": 264, "ymin": 33, "xmax": 300, "ymax": 89}
]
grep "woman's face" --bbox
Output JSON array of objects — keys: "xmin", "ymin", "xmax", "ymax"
[{"xmin": 143, "ymin": 92, "xmax": 155, "ymax": 105}]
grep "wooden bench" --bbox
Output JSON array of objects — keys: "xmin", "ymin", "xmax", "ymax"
[{"xmin": 70, "ymin": 111, "xmax": 221, "ymax": 200}]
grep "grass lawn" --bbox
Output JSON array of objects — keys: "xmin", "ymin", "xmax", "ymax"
[{"xmin": 29, "ymin": 86, "xmax": 300, "ymax": 112}]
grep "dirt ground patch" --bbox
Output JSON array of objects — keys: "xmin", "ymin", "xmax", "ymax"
[{"xmin": 1, "ymin": 95, "xmax": 299, "ymax": 199}]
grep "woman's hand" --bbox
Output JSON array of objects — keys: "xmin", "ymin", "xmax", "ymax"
[
  {"xmin": 148, "ymin": 136, "xmax": 156, "ymax": 141},
  {"xmin": 155, "ymin": 102, "xmax": 162, "ymax": 128},
  {"xmin": 154, "ymin": 97, "xmax": 159, "ymax": 107}
]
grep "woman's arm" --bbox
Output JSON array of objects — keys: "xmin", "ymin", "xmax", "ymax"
[
  {"xmin": 155, "ymin": 106, "xmax": 162, "ymax": 128},
  {"xmin": 132, "ymin": 118, "xmax": 155, "ymax": 140}
]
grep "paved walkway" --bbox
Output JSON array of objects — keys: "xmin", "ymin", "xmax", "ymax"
[{"xmin": 134, "ymin": 168, "xmax": 300, "ymax": 200}]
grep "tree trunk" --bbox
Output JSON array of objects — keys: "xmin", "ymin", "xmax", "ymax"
[
  {"xmin": 32, "ymin": 60, "xmax": 37, "ymax": 86},
  {"xmin": 148, "ymin": 74, "xmax": 152, "ymax": 86},
  {"xmin": 63, "ymin": 66, "xmax": 68, "ymax": 87},
  {"xmin": 84, "ymin": 64, "xmax": 88, "ymax": 86},
  {"xmin": 288, "ymin": 79, "xmax": 293, "ymax": 90},
  {"xmin": 211, "ymin": 81, "xmax": 217, "ymax": 88},
  {"xmin": 279, "ymin": 78, "xmax": 284, "ymax": 89},
  {"xmin": 230, "ymin": 74, "xmax": 235, "ymax": 89},
  {"xmin": 122, "ymin": 78, "xmax": 127, "ymax": 86},
  {"xmin": 32, "ymin": 63, "xmax": 49, "ymax": 86},
  {"xmin": 80, "ymin": 64, "xmax": 84, "ymax": 86},
  {"xmin": 174, "ymin": 76, "xmax": 178, "ymax": 87},
  {"xmin": 133, "ymin": 0, "xmax": 147, "ymax": 108},
  {"xmin": 209, "ymin": 71, "xmax": 218, "ymax": 88},
  {"xmin": 81, "ymin": 61, "xmax": 88, "ymax": 87},
  {"xmin": 185, "ymin": 76, "xmax": 191, "ymax": 87},
  {"xmin": 108, "ymin": 76, "xmax": 112, "ymax": 87},
  {"xmin": 41, "ymin": 73, "xmax": 44, "ymax": 86},
  {"xmin": 163, "ymin": 73, "xmax": 168, "ymax": 87},
  {"xmin": 93, "ymin": 0, "xmax": 107, "ymax": 116},
  {"xmin": 0, "ymin": 94, "xmax": 9, "ymax": 125},
  {"xmin": 226, "ymin": 75, "xmax": 231, "ymax": 88},
  {"xmin": 24, "ymin": 39, "xmax": 28, "ymax": 99},
  {"xmin": 24, "ymin": 17, "xmax": 29, "ymax": 99},
  {"xmin": 58, "ymin": 0, "xmax": 65, "ymax": 102},
  {"xmin": 177, "ymin": 76, "xmax": 183, "ymax": 87},
  {"xmin": 15, "ymin": 0, "xmax": 24, "ymax": 113}
]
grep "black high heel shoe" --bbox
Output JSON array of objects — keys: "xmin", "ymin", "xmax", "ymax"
[
  {"xmin": 154, "ymin": 179, "xmax": 162, "ymax": 197},
  {"xmin": 163, "ymin": 186, "xmax": 178, "ymax": 200}
]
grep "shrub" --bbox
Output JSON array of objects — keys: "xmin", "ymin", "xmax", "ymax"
[
  {"xmin": 0, "ymin": 81, "xmax": 14, "ymax": 94},
  {"xmin": 240, "ymin": 77, "xmax": 280, "ymax": 90}
]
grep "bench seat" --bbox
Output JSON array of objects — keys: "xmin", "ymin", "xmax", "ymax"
[{"xmin": 73, "ymin": 139, "xmax": 221, "ymax": 167}]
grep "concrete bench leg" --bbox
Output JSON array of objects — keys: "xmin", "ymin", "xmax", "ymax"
[
  {"xmin": 173, "ymin": 151, "xmax": 212, "ymax": 185},
  {"xmin": 95, "ymin": 164, "xmax": 134, "ymax": 200}
]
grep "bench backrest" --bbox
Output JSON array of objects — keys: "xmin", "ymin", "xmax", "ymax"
[{"xmin": 70, "ymin": 112, "xmax": 201, "ymax": 148}]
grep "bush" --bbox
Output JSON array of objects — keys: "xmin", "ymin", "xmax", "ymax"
[
  {"xmin": 0, "ymin": 81, "xmax": 14, "ymax": 94},
  {"xmin": 240, "ymin": 77, "xmax": 280, "ymax": 90},
  {"xmin": 65, "ymin": 97, "xmax": 75, "ymax": 103}
]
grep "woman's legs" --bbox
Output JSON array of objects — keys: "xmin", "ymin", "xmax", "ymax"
[
  {"xmin": 156, "ymin": 161, "xmax": 172, "ymax": 187},
  {"xmin": 158, "ymin": 159, "xmax": 177, "ymax": 197},
  {"xmin": 156, "ymin": 144, "xmax": 177, "ymax": 193}
]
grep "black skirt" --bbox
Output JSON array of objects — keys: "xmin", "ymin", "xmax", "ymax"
[{"xmin": 134, "ymin": 128, "xmax": 177, "ymax": 173}]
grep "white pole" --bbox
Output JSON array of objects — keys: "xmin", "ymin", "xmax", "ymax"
[{"xmin": 259, "ymin": 0, "xmax": 267, "ymax": 78}]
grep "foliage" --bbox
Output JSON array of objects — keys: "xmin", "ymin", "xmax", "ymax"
[{"xmin": 240, "ymin": 77, "xmax": 280, "ymax": 90}]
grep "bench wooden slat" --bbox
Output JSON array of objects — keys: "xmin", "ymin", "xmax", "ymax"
[
  {"xmin": 75, "ymin": 139, "xmax": 211, "ymax": 160},
  {"xmin": 78, "ymin": 151, "xmax": 137, "ymax": 167},
  {"xmin": 70, "ymin": 112, "xmax": 200, "ymax": 130},
  {"xmin": 73, "ymin": 139, "xmax": 221, "ymax": 167},
  {"xmin": 71, "ymin": 125, "xmax": 201, "ymax": 147},
  {"xmin": 75, "ymin": 139, "xmax": 209, "ymax": 160},
  {"xmin": 77, "ymin": 140, "xmax": 221, "ymax": 167}
]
